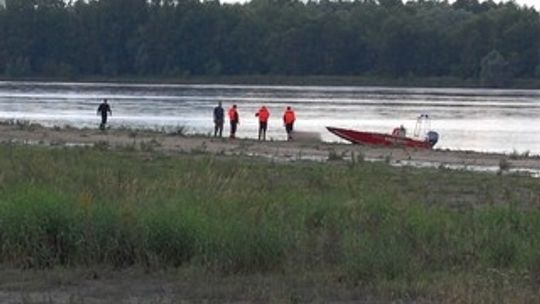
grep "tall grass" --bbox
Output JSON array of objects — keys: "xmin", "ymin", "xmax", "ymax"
[{"xmin": 1, "ymin": 143, "xmax": 540, "ymax": 287}]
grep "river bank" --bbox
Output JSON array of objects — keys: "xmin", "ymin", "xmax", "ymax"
[
  {"xmin": 4, "ymin": 75, "xmax": 540, "ymax": 90},
  {"xmin": 2, "ymin": 81, "xmax": 539, "ymax": 154},
  {"xmin": 1, "ymin": 123, "xmax": 540, "ymax": 302},
  {"xmin": 1, "ymin": 121, "xmax": 540, "ymax": 176}
]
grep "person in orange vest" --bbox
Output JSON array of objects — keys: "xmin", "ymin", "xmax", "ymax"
[
  {"xmin": 283, "ymin": 106, "xmax": 296, "ymax": 140},
  {"xmin": 228, "ymin": 104, "xmax": 239, "ymax": 139},
  {"xmin": 255, "ymin": 105, "xmax": 270, "ymax": 141}
]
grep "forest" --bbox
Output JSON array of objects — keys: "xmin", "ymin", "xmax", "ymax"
[{"xmin": 0, "ymin": 0, "xmax": 538, "ymax": 85}]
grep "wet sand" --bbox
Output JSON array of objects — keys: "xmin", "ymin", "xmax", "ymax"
[{"xmin": 1, "ymin": 122, "xmax": 540, "ymax": 173}]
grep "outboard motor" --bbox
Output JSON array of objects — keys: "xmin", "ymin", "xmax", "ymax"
[{"xmin": 426, "ymin": 131, "xmax": 439, "ymax": 147}]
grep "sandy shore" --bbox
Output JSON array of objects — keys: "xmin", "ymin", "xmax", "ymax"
[{"xmin": 1, "ymin": 122, "xmax": 540, "ymax": 174}]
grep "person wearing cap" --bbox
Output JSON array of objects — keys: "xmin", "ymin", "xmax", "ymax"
[
  {"xmin": 283, "ymin": 106, "xmax": 296, "ymax": 140},
  {"xmin": 255, "ymin": 105, "xmax": 270, "ymax": 141}
]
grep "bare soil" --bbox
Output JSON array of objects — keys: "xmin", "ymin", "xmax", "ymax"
[
  {"xmin": 0, "ymin": 267, "xmax": 376, "ymax": 304},
  {"xmin": 1, "ymin": 123, "xmax": 539, "ymax": 172}
]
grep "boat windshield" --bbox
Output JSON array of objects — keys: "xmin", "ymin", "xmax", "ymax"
[{"xmin": 413, "ymin": 114, "xmax": 431, "ymax": 138}]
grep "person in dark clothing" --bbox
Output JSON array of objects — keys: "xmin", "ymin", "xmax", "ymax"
[
  {"xmin": 97, "ymin": 99, "xmax": 112, "ymax": 130},
  {"xmin": 213, "ymin": 101, "xmax": 224, "ymax": 137}
]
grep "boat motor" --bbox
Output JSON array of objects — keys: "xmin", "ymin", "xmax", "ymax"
[{"xmin": 426, "ymin": 131, "xmax": 439, "ymax": 147}]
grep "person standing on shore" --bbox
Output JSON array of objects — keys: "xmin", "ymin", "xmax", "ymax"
[
  {"xmin": 255, "ymin": 105, "xmax": 270, "ymax": 141},
  {"xmin": 228, "ymin": 104, "xmax": 239, "ymax": 139},
  {"xmin": 213, "ymin": 101, "xmax": 224, "ymax": 137},
  {"xmin": 97, "ymin": 99, "xmax": 112, "ymax": 130},
  {"xmin": 283, "ymin": 106, "xmax": 296, "ymax": 140}
]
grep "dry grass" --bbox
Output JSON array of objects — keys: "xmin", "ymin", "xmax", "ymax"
[{"xmin": 0, "ymin": 143, "xmax": 540, "ymax": 301}]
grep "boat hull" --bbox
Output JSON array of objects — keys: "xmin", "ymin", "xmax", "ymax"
[{"xmin": 327, "ymin": 127, "xmax": 433, "ymax": 149}]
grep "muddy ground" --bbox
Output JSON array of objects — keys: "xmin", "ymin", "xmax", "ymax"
[
  {"xmin": 1, "ymin": 123, "xmax": 539, "ymax": 173},
  {"xmin": 0, "ymin": 267, "xmax": 378, "ymax": 304}
]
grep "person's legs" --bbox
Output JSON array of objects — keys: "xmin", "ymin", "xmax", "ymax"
[
  {"xmin": 100, "ymin": 114, "xmax": 107, "ymax": 130},
  {"xmin": 285, "ymin": 123, "xmax": 293, "ymax": 140},
  {"xmin": 230, "ymin": 122, "xmax": 237, "ymax": 138},
  {"xmin": 215, "ymin": 120, "xmax": 224, "ymax": 137},
  {"xmin": 261, "ymin": 122, "xmax": 267, "ymax": 141}
]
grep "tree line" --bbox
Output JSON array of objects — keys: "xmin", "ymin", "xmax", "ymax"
[{"xmin": 0, "ymin": 0, "xmax": 538, "ymax": 85}]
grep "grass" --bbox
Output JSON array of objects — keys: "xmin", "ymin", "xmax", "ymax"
[
  {"xmin": 0, "ymin": 119, "xmax": 41, "ymax": 131},
  {"xmin": 1, "ymin": 143, "xmax": 540, "ymax": 300}
]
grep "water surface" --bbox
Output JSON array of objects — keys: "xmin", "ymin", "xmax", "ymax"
[{"xmin": 0, "ymin": 81, "xmax": 539, "ymax": 154}]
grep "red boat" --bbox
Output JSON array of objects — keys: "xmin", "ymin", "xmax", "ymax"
[
  {"xmin": 326, "ymin": 127, "xmax": 437, "ymax": 149},
  {"xmin": 326, "ymin": 115, "xmax": 439, "ymax": 149}
]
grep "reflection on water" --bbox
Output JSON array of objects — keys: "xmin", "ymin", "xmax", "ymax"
[{"xmin": 1, "ymin": 81, "xmax": 540, "ymax": 154}]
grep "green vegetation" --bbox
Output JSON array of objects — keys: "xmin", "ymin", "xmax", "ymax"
[
  {"xmin": 0, "ymin": 0, "xmax": 539, "ymax": 87},
  {"xmin": 1, "ymin": 143, "xmax": 540, "ymax": 299}
]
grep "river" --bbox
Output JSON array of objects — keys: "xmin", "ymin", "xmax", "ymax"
[{"xmin": 0, "ymin": 81, "xmax": 539, "ymax": 154}]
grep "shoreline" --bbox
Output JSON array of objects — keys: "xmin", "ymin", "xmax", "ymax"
[
  {"xmin": 2, "ymin": 122, "xmax": 540, "ymax": 176},
  {"xmin": 2, "ymin": 75, "xmax": 540, "ymax": 90}
]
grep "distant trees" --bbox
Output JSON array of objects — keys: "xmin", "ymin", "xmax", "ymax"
[{"xmin": 0, "ymin": 0, "xmax": 538, "ymax": 82}]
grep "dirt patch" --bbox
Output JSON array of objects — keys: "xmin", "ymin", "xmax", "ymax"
[
  {"xmin": 0, "ymin": 267, "xmax": 375, "ymax": 304},
  {"xmin": 1, "ymin": 123, "xmax": 539, "ymax": 173}
]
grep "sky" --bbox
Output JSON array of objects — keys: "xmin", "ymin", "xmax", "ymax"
[
  {"xmin": 515, "ymin": 0, "xmax": 540, "ymax": 8},
  {"xmin": 1, "ymin": 0, "xmax": 536, "ymax": 10},
  {"xmin": 488, "ymin": 0, "xmax": 539, "ymax": 8},
  {"xmin": 217, "ymin": 0, "xmax": 540, "ymax": 9}
]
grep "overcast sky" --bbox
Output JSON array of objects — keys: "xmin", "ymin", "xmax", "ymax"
[
  {"xmin": 220, "ymin": 0, "xmax": 540, "ymax": 9},
  {"xmin": 11, "ymin": 0, "xmax": 538, "ymax": 10},
  {"xmin": 515, "ymin": 0, "xmax": 540, "ymax": 8},
  {"xmin": 490, "ymin": 0, "xmax": 539, "ymax": 8}
]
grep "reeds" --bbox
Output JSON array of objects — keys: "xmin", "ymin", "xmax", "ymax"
[{"xmin": 1, "ymin": 143, "xmax": 540, "ymax": 286}]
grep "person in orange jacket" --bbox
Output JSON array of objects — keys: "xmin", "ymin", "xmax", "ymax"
[
  {"xmin": 255, "ymin": 105, "xmax": 270, "ymax": 141},
  {"xmin": 283, "ymin": 106, "xmax": 296, "ymax": 140},
  {"xmin": 228, "ymin": 104, "xmax": 239, "ymax": 139}
]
